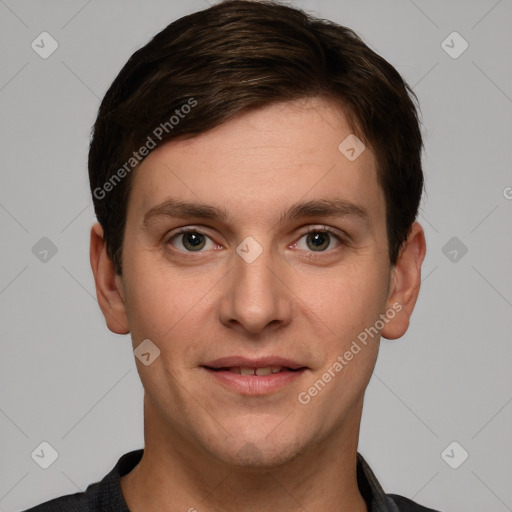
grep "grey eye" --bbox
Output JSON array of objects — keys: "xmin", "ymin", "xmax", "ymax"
[
  {"xmin": 181, "ymin": 232, "xmax": 206, "ymax": 251},
  {"xmin": 305, "ymin": 231, "xmax": 331, "ymax": 251},
  {"xmin": 170, "ymin": 230, "xmax": 215, "ymax": 252}
]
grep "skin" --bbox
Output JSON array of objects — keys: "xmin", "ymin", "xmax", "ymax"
[{"xmin": 90, "ymin": 97, "xmax": 426, "ymax": 512}]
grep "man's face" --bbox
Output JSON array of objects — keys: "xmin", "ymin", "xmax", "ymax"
[{"xmin": 115, "ymin": 98, "xmax": 395, "ymax": 466}]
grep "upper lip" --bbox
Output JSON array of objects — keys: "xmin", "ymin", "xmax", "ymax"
[{"xmin": 202, "ymin": 356, "xmax": 306, "ymax": 370}]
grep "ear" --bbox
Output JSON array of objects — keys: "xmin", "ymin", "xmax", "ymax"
[
  {"xmin": 90, "ymin": 222, "xmax": 130, "ymax": 335},
  {"xmin": 381, "ymin": 222, "xmax": 426, "ymax": 340}
]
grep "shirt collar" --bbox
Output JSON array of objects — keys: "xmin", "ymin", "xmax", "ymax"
[
  {"xmin": 357, "ymin": 452, "xmax": 400, "ymax": 512},
  {"xmin": 110, "ymin": 450, "xmax": 399, "ymax": 512}
]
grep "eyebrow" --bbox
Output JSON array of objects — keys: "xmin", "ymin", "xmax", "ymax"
[
  {"xmin": 282, "ymin": 198, "xmax": 369, "ymax": 225},
  {"xmin": 143, "ymin": 197, "xmax": 369, "ymax": 227}
]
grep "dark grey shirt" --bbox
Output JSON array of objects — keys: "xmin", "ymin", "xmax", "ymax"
[{"xmin": 24, "ymin": 450, "xmax": 441, "ymax": 511}]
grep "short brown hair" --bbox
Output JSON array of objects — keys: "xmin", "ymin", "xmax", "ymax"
[{"xmin": 89, "ymin": 0, "xmax": 423, "ymax": 274}]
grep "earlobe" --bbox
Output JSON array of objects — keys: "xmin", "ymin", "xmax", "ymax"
[
  {"xmin": 90, "ymin": 223, "xmax": 130, "ymax": 335},
  {"xmin": 381, "ymin": 222, "xmax": 426, "ymax": 340}
]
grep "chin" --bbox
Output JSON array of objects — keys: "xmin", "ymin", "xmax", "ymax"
[
  {"xmin": 224, "ymin": 441, "xmax": 304, "ymax": 470},
  {"xmin": 202, "ymin": 423, "xmax": 307, "ymax": 470}
]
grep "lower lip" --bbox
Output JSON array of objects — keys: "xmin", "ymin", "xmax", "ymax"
[{"xmin": 202, "ymin": 368, "xmax": 307, "ymax": 395}]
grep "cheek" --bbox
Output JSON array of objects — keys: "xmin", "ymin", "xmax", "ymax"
[
  {"xmin": 294, "ymin": 259, "xmax": 390, "ymax": 337},
  {"xmin": 122, "ymin": 251, "xmax": 220, "ymax": 359},
  {"xmin": 295, "ymin": 267, "xmax": 386, "ymax": 412},
  {"xmin": 122, "ymin": 256, "xmax": 182, "ymax": 340}
]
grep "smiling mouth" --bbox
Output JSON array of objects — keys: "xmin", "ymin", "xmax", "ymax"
[{"xmin": 204, "ymin": 366, "xmax": 305, "ymax": 376}]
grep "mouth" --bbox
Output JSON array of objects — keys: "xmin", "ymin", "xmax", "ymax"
[
  {"xmin": 201, "ymin": 357, "xmax": 308, "ymax": 395},
  {"xmin": 204, "ymin": 365, "xmax": 305, "ymax": 376}
]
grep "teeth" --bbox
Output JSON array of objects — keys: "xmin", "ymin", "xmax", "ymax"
[
  {"xmin": 229, "ymin": 366, "xmax": 285, "ymax": 376},
  {"xmin": 255, "ymin": 367, "xmax": 272, "ymax": 376}
]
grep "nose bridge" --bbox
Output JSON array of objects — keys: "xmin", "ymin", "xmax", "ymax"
[{"xmin": 219, "ymin": 239, "xmax": 291, "ymax": 334}]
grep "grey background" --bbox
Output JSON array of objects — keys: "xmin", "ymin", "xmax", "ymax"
[{"xmin": 1, "ymin": 0, "xmax": 511, "ymax": 510}]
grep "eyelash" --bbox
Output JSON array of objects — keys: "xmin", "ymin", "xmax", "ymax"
[{"xmin": 166, "ymin": 225, "xmax": 345, "ymax": 254}]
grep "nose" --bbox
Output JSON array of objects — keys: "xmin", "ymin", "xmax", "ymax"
[{"xmin": 219, "ymin": 244, "xmax": 293, "ymax": 336}]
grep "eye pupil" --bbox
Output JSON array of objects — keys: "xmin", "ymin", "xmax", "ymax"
[
  {"xmin": 183, "ymin": 232, "xmax": 206, "ymax": 251},
  {"xmin": 306, "ymin": 232, "xmax": 330, "ymax": 251}
]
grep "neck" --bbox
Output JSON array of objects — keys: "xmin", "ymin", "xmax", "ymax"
[{"xmin": 121, "ymin": 397, "xmax": 367, "ymax": 512}]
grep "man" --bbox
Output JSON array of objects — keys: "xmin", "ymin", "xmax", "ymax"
[{"xmin": 26, "ymin": 0, "xmax": 438, "ymax": 510}]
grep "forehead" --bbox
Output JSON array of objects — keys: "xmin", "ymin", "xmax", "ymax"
[{"xmin": 128, "ymin": 97, "xmax": 384, "ymax": 226}]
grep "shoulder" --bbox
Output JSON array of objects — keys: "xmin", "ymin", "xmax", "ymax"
[
  {"xmin": 19, "ymin": 449, "xmax": 143, "ymax": 512},
  {"xmin": 388, "ymin": 493, "xmax": 442, "ymax": 511},
  {"xmin": 21, "ymin": 489, "xmax": 91, "ymax": 511}
]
